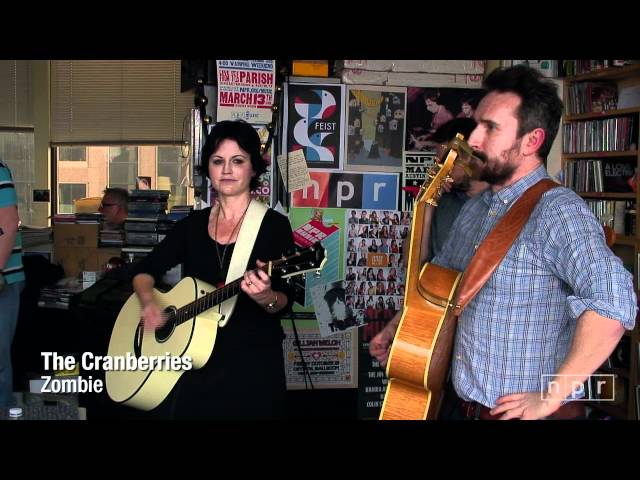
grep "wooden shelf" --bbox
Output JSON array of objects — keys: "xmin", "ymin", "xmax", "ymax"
[
  {"xmin": 586, "ymin": 401, "xmax": 628, "ymax": 418},
  {"xmin": 565, "ymin": 64, "xmax": 640, "ymax": 82},
  {"xmin": 565, "ymin": 107, "xmax": 640, "ymax": 122},
  {"xmin": 597, "ymin": 366, "xmax": 630, "ymax": 379},
  {"xmin": 614, "ymin": 235, "xmax": 638, "ymax": 246},
  {"xmin": 576, "ymin": 192, "xmax": 636, "ymax": 199},
  {"xmin": 563, "ymin": 150, "xmax": 638, "ymax": 159}
]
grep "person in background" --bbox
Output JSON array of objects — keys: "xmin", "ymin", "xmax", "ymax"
[
  {"xmin": 457, "ymin": 95, "xmax": 477, "ymax": 119},
  {"xmin": 0, "ymin": 160, "xmax": 25, "ymax": 408},
  {"xmin": 99, "ymin": 187, "xmax": 129, "ymax": 226},
  {"xmin": 426, "ymin": 117, "xmax": 489, "ymax": 262}
]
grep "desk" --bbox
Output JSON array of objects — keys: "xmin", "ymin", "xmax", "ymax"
[{"xmin": 2, "ymin": 392, "xmax": 85, "ymax": 420}]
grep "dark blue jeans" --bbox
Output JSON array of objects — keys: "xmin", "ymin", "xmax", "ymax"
[{"xmin": 0, "ymin": 281, "xmax": 24, "ymax": 407}]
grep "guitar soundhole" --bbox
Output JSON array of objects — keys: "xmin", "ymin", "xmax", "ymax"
[{"xmin": 155, "ymin": 306, "xmax": 177, "ymax": 342}]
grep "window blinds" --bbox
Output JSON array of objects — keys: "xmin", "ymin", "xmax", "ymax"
[
  {"xmin": 51, "ymin": 60, "xmax": 193, "ymax": 144},
  {"xmin": 0, "ymin": 60, "xmax": 33, "ymax": 128}
]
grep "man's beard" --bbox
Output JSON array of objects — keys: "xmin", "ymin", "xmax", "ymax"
[{"xmin": 473, "ymin": 140, "xmax": 521, "ymax": 186}]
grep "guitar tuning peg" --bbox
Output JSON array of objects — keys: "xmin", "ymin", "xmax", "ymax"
[
  {"xmin": 314, "ymin": 271, "xmax": 322, "ymax": 278},
  {"xmin": 301, "ymin": 273, "xmax": 307, "ymax": 280}
]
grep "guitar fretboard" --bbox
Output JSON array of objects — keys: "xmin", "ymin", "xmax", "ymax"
[{"xmin": 171, "ymin": 267, "xmax": 267, "ymax": 326}]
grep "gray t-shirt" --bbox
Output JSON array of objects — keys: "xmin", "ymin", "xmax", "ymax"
[{"xmin": 428, "ymin": 188, "xmax": 468, "ymax": 262}]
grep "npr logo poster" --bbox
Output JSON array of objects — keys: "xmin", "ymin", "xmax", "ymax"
[
  {"xmin": 403, "ymin": 151, "xmax": 436, "ymax": 182},
  {"xmin": 292, "ymin": 171, "xmax": 399, "ymax": 209}
]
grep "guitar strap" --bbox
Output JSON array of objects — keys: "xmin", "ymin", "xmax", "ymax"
[
  {"xmin": 218, "ymin": 199, "xmax": 269, "ymax": 327},
  {"xmin": 452, "ymin": 178, "xmax": 560, "ymax": 316}
]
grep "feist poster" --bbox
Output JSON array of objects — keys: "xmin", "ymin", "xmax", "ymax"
[{"xmin": 283, "ymin": 83, "xmax": 345, "ymax": 170}]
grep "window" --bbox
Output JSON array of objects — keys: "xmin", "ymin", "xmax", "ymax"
[
  {"xmin": 109, "ymin": 146, "xmax": 138, "ymax": 191},
  {"xmin": 58, "ymin": 183, "xmax": 86, "ymax": 214},
  {"xmin": 58, "ymin": 146, "xmax": 86, "ymax": 162},
  {"xmin": 0, "ymin": 129, "xmax": 36, "ymax": 225},
  {"xmin": 54, "ymin": 143, "xmax": 193, "ymax": 214},
  {"xmin": 157, "ymin": 146, "xmax": 189, "ymax": 207}
]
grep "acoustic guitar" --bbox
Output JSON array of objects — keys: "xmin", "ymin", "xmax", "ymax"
[
  {"xmin": 380, "ymin": 134, "xmax": 470, "ymax": 420},
  {"xmin": 106, "ymin": 243, "xmax": 326, "ymax": 411}
]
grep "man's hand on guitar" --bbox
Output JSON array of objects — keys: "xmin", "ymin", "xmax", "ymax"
[
  {"xmin": 369, "ymin": 310, "xmax": 401, "ymax": 368},
  {"xmin": 241, "ymin": 259, "xmax": 276, "ymax": 308}
]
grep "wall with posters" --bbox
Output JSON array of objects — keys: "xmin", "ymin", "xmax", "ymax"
[{"xmin": 210, "ymin": 60, "xmax": 485, "ymax": 418}]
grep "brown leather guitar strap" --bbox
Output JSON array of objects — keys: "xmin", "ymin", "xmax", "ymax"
[{"xmin": 452, "ymin": 178, "xmax": 560, "ymax": 316}]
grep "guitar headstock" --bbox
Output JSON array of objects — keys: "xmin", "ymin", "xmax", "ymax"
[
  {"xmin": 269, "ymin": 242, "xmax": 327, "ymax": 279},
  {"xmin": 417, "ymin": 133, "xmax": 471, "ymax": 207}
]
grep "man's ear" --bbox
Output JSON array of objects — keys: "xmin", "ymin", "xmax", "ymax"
[{"xmin": 522, "ymin": 127, "xmax": 545, "ymax": 157}]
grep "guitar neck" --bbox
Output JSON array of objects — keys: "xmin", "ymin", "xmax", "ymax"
[{"xmin": 174, "ymin": 265, "xmax": 269, "ymax": 325}]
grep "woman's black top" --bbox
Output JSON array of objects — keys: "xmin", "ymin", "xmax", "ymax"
[{"xmin": 132, "ymin": 207, "xmax": 296, "ymax": 419}]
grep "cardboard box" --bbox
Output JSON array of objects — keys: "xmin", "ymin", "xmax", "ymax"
[
  {"xmin": 53, "ymin": 224, "xmax": 99, "ymax": 248},
  {"xmin": 292, "ymin": 60, "xmax": 329, "ymax": 77},
  {"xmin": 391, "ymin": 60, "xmax": 486, "ymax": 74},
  {"xmin": 339, "ymin": 69, "xmax": 484, "ymax": 88},
  {"xmin": 340, "ymin": 60, "xmax": 395, "ymax": 71},
  {"xmin": 54, "ymin": 246, "xmax": 100, "ymax": 278},
  {"xmin": 387, "ymin": 72, "xmax": 484, "ymax": 88},
  {"xmin": 339, "ymin": 60, "xmax": 486, "ymax": 75}
]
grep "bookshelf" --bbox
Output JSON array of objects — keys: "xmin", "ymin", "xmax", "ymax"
[{"xmin": 562, "ymin": 63, "xmax": 640, "ymax": 420}]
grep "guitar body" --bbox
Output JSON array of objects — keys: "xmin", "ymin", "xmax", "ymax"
[
  {"xmin": 105, "ymin": 243, "xmax": 327, "ymax": 412},
  {"xmin": 380, "ymin": 138, "xmax": 466, "ymax": 420},
  {"xmin": 380, "ymin": 263, "xmax": 460, "ymax": 419},
  {"xmin": 106, "ymin": 276, "xmax": 221, "ymax": 411}
]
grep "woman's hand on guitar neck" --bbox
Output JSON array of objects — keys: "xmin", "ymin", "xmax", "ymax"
[
  {"xmin": 369, "ymin": 310, "xmax": 402, "ymax": 368},
  {"xmin": 241, "ymin": 260, "xmax": 278, "ymax": 310}
]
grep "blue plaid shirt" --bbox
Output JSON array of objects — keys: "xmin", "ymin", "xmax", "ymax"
[{"xmin": 433, "ymin": 165, "xmax": 637, "ymax": 407}]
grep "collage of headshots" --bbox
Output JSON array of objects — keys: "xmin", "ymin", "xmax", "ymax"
[{"xmin": 342, "ymin": 209, "xmax": 411, "ymax": 334}]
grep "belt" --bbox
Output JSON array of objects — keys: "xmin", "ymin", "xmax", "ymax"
[{"xmin": 457, "ymin": 397, "xmax": 585, "ymax": 420}]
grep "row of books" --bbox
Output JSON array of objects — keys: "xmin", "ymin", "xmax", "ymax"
[
  {"xmin": 20, "ymin": 225, "xmax": 52, "ymax": 247},
  {"xmin": 562, "ymin": 116, "xmax": 636, "ymax": 153},
  {"xmin": 127, "ymin": 189, "xmax": 171, "ymax": 221},
  {"xmin": 583, "ymin": 199, "xmax": 631, "ymax": 235},
  {"xmin": 566, "ymin": 81, "xmax": 618, "ymax": 115},
  {"xmin": 38, "ymin": 279, "xmax": 86, "ymax": 310},
  {"xmin": 53, "ymin": 213, "xmax": 102, "ymax": 224},
  {"xmin": 563, "ymin": 158, "xmax": 635, "ymax": 193},
  {"xmin": 562, "ymin": 60, "xmax": 630, "ymax": 76}
]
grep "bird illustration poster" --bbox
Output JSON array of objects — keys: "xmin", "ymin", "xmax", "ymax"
[
  {"xmin": 345, "ymin": 85, "xmax": 407, "ymax": 172},
  {"xmin": 282, "ymin": 82, "xmax": 345, "ymax": 170}
]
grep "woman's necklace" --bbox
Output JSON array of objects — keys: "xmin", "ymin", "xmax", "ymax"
[{"xmin": 213, "ymin": 200, "xmax": 251, "ymax": 278}]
